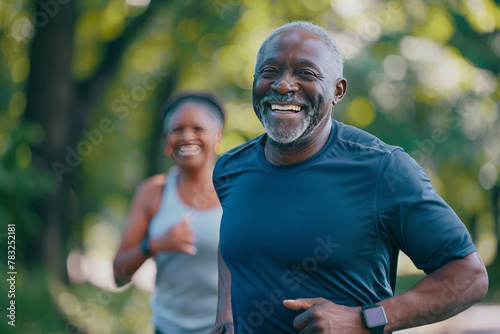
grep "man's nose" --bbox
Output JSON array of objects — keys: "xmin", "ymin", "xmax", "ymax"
[{"xmin": 271, "ymin": 71, "xmax": 299, "ymax": 94}]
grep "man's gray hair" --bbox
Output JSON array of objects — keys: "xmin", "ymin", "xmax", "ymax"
[{"xmin": 254, "ymin": 21, "xmax": 344, "ymax": 80}]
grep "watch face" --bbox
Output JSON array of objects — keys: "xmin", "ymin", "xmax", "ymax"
[{"xmin": 364, "ymin": 307, "xmax": 387, "ymax": 328}]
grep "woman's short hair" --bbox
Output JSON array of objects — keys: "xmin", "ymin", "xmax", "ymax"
[{"xmin": 161, "ymin": 92, "xmax": 225, "ymax": 132}]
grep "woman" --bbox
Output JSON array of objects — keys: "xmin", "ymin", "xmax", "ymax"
[{"xmin": 113, "ymin": 92, "xmax": 224, "ymax": 334}]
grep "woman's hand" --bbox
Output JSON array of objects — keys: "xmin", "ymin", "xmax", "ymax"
[{"xmin": 150, "ymin": 214, "xmax": 197, "ymax": 255}]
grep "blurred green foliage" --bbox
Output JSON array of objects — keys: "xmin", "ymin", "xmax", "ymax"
[{"xmin": 0, "ymin": 0, "xmax": 499, "ymax": 333}]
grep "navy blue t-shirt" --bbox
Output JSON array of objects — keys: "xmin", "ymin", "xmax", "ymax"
[{"xmin": 213, "ymin": 120, "xmax": 476, "ymax": 334}]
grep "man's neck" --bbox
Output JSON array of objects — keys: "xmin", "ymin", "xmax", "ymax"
[{"xmin": 264, "ymin": 120, "xmax": 332, "ymax": 166}]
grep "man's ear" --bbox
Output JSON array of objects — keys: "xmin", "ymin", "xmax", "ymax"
[{"xmin": 332, "ymin": 78, "xmax": 347, "ymax": 105}]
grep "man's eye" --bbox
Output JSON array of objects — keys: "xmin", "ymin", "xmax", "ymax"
[
  {"xmin": 261, "ymin": 68, "xmax": 278, "ymax": 74},
  {"xmin": 172, "ymin": 128, "xmax": 182, "ymax": 132},
  {"xmin": 299, "ymin": 70, "xmax": 315, "ymax": 76},
  {"xmin": 194, "ymin": 127, "xmax": 204, "ymax": 131}
]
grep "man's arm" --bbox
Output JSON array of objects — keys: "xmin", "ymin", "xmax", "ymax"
[
  {"xmin": 210, "ymin": 246, "xmax": 234, "ymax": 334},
  {"xmin": 382, "ymin": 251, "xmax": 488, "ymax": 332},
  {"xmin": 284, "ymin": 252, "xmax": 488, "ymax": 333}
]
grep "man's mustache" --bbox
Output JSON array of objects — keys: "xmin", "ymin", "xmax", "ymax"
[{"xmin": 256, "ymin": 93, "xmax": 312, "ymax": 109}]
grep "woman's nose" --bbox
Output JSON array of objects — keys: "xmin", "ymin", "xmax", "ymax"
[{"xmin": 180, "ymin": 128, "xmax": 195, "ymax": 141}]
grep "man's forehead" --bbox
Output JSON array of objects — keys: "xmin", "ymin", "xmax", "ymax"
[
  {"xmin": 269, "ymin": 28, "xmax": 325, "ymax": 45},
  {"xmin": 260, "ymin": 29, "xmax": 330, "ymax": 65}
]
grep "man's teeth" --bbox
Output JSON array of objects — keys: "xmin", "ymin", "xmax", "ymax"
[
  {"xmin": 271, "ymin": 104, "xmax": 301, "ymax": 112},
  {"xmin": 179, "ymin": 145, "xmax": 201, "ymax": 155}
]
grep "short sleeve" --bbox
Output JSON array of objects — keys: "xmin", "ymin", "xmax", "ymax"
[{"xmin": 377, "ymin": 149, "xmax": 476, "ymax": 274}]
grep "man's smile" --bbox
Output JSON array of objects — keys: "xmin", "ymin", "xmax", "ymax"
[
  {"xmin": 267, "ymin": 103, "xmax": 305, "ymax": 120},
  {"xmin": 270, "ymin": 103, "xmax": 302, "ymax": 113}
]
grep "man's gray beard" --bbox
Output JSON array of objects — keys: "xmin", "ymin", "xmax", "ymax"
[
  {"xmin": 260, "ymin": 109, "xmax": 313, "ymax": 145},
  {"xmin": 256, "ymin": 104, "xmax": 331, "ymax": 151}
]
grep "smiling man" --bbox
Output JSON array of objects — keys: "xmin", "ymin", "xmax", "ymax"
[{"xmin": 210, "ymin": 21, "xmax": 488, "ymax": 334}]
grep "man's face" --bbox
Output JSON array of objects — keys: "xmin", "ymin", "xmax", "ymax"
[{"xmin": 252, "ymin": 29, "xmax": 337, "ymax": 148}]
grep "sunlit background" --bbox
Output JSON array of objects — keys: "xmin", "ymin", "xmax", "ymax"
[{"xmin": 0, "ymin": 0, "xmax": 499, "ymax": 333}]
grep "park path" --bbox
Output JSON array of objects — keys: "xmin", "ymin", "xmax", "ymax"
[{"xmin": 398, "ymin": 304, "xmax": 500, "ymax": 333}]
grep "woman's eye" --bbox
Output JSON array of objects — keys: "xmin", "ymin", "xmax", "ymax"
[{"xmin": 194, "ymin": 127, "xmax": 204, "ymax": 131}]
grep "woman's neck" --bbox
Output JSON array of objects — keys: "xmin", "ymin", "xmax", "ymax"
[
  {"xmin": 176, "ymin": 163, "xmax": 219, "ymax": 210},
  {"xmin": 177, "ymin": 164, "xmax": 215, "ymax": 186}
]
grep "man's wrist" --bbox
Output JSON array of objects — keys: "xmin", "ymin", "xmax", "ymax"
[
  {"xmin": 216, "ymin": 320, "xmax": 233, "ymax": 329},
  {"xmin": 216, "ymin": 312, "xmax": 233, "ymax": 324},
  {"xmin": 361, "ymin": 305, "xmax": 387, "ymax": 334}
]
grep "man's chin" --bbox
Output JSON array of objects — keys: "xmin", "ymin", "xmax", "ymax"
[
  {"xmin": 263, "ymin": 116, "xmax": 307, "ymax": 138},
  {"xmin": 267, "ymin": 132, "xmax": 300, "ymax": 145},
  {"xmin": 266, "ymin": 129, "xmax": 310, "ymax": 151},
  {"xmin": 265, "ymin": 123, "xmax": 305, "ymax": 141}
]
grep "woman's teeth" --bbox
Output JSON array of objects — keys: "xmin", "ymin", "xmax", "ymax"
[{"xmin": 179, "ymin": 145, "xmax": 201, "ymax": 155}]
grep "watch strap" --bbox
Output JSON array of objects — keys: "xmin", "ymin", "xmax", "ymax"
[
  {"xmin": 368, "ymin": 326, "xmax": 384, "ymax": 334},
  {"xmin": 362, "ymin": 305, "xmax": 386, "ymax": 334},
  {"xmin": 140, "ymin": 237, "xmax": 152, "ymax": 257}
]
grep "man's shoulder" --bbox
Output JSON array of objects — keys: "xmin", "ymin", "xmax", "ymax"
[
  {"xmin": 334, "ymin": 121, "xmax": 401, "ymax": 155},
  {"xmin": 214, "ymin": 134, "xmax": 263, "ymax": 175}
]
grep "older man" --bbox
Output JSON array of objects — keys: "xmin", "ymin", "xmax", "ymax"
[{"xmin": 211, "ymin": 21, "xmax": 488, "ymax": 334}]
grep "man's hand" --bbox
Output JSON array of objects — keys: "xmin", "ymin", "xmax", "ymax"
[
  {"xmin": 283, "ymin": 298, "xmax": 368, "ymax": 334},
  {"xmin": 209, "ymin": 321, "xmax": 234, "ymax": 334},
  {"xmin": 149, "ymin": 214, "xmax": 197, "ymax": 255}
]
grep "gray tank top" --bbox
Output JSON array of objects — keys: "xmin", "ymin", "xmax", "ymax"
[{"xmin": 148, "ymin": 167, "xmax": 222, "ymax": 334}]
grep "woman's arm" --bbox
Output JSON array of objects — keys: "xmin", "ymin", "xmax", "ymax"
[{"xmin": 112, "ymin": 176, "xmax": 162, "ymax": 286}]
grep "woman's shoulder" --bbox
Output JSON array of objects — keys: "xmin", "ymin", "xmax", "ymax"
[
  {"xmin": 134, "ymin": 173, "xmax": 168, "ymax": 216},
  {"xmin": 136, "ymin": 173, "xmax": 167, "ymax": 194}
]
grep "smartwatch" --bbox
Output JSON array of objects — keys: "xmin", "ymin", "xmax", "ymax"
[
  {"xmin": 361, "ymin": 305, "xmax": 387, "ymax": 334},
  {"xmin": 140, "ymin": 237, "xmax": 152, "ymax": 257}
]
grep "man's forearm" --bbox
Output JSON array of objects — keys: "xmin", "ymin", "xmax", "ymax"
[
  {"xmin": 381, "ymin": 252, "xmax": 488, "ymax": 332},
  {"xmin": 216, "ymin": 279, "xmax": 232, "ymax": 324},
  {"xmin": 216, "ymin": 247, "xmax": 233, "ymax": 324}
]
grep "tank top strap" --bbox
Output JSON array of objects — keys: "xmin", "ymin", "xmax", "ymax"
[
  {"xmin": 148, "ymin": 166, "xmax": 185, "ymax": 240},
  {"xmin": 160, "ymin": 166, "xmax": 178, "ymax": 206}
]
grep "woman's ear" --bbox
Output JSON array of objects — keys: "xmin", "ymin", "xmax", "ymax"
[
  {"xmin": 214, "ymin": 130, "xmax": 223, "ymax": 153},
  {"xmin": 164, "ymin": 145, "xmax": 173, "ymax": 156}
]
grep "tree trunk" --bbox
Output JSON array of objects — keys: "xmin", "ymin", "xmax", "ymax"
[
  {"xmin": 24, "ymin": 0, "xmax": 159, "ymax": 277},
  {"xmin": 24, "ymin": 0, "xmax": 76, "ymax": 277}
]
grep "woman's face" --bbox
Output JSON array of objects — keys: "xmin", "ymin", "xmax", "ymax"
[{"xmin": 165, "ymin": 102, "xmax": 221, "ymax": 170}]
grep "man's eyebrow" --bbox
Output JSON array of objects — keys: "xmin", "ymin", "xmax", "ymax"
[
  {"xmin": 258, "ymin": 58, "xmax": 323, "ymax": 73},
  {"xmin": 259, "ymin": 57, "xmax": 281, "ymax": 66},
  {"xmin": 295, "ymin": 59, "xmax": 321, "ymax": 70}
]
